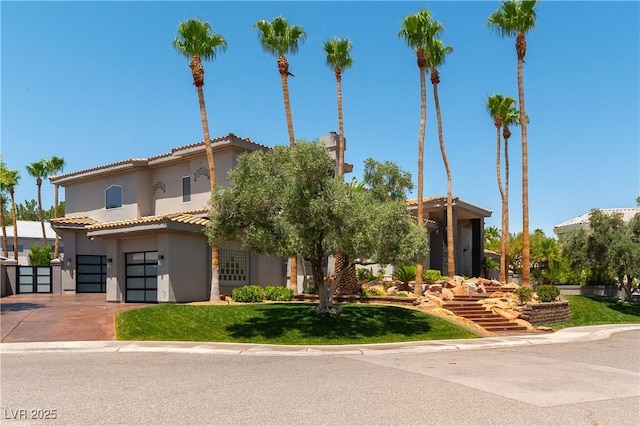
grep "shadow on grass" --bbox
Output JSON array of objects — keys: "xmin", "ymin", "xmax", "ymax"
[
  {"xmin": 225, "ymin": 304, "xmax": 432, "ymax": 340},
  {"xmin": 582, "ymin": 296, "xmax": 640, "ymax": 316}
]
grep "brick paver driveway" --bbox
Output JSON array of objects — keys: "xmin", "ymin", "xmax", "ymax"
[{"xmin": 0, "ymin": 294, "xmax": 147, "ymax": 342}]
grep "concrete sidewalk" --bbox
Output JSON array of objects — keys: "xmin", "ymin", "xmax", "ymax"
[{"xmin": 2, "ymin": 324, "xmax": 639, "ymax": 356}]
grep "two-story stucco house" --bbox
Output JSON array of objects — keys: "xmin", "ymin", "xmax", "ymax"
[{"xmin": 50, "ymin": 133, "xmax": 290, "ymax": 303}]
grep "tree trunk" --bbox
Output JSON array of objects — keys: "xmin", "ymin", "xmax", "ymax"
[
  {"xmin": 336, "ymin": 71, "xmax": 345, "ymax": 178},
  {"xmin": 431, "ymin": 72, "xmax": 455, "ymax": 278},
  {"xmin": 36, "ymin": 178, "xmax": 47, "ymax": 246},
  {"xmin": 279, "ymin": 55, "xmax": 298, "ymax": 294},
  {"xmin": 503, "ymin": 130, "xmax": 511, "ymax": 284},
  {"xmin": 10, "ymin": 189, "xmax": 18, "ymax": 260},
  {"xmin": 53, "ymin": 183, "xmax": 60, "ymax": 258},
  {"xmin": 1, "ymin": 195, "xmax": 8, "ymax": 257},
  {"xmin": 495, "ymin": 123, "xmax": 506, "ymax": 284},
  {"xmin": 415, "ymin": 65, "xmax": 427, "ymax": 296},
  {"xmin": 516, "ymin": 33, "xmax": 530, "ymax": 288},
  {"xmin": 191, "ymin": 57, "xmax": 220, "ymax": 302}
]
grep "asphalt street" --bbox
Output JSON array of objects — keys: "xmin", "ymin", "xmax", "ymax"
[{"xmin": 1, "ymin": 328, "xmax": 638, "ymax": 425}]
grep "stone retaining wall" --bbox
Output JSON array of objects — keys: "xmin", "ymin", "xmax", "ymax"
[{"xmin": 520, "ymin": 301, "xmax": 570, "ymax": 325}]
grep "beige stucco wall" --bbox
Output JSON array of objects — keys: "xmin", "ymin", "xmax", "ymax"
[
  {"xmin": 64, "ymin": 172, "xmax": 140, "ymax": 221},
  {"xmin": 159, "ymin": 233, "xmax": 208, "ymax": 302}
]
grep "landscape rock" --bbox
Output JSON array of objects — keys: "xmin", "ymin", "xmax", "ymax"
[
  {"xmin": 515, "ymin": 319, "xmax": 535, "ymax": 330},
  {"xmin": 386, "ymin": 286, "xmax": 399, "ymax": 296},
  {"xmin": 451, "ymin": 285, "xmax": 468, "ymax": 296},
  {"xmin": 423, "ymin": 294, "xmax": 444, "ymax": 307},
  {"xmin": 463, "ymin": 282, "xmax": 478, "ymax": 294},
  {"xmin": 477, "ymin": 283, "xmax": 486, "ymax": 293},
  {"xmin": 441, "ymin": 287, "xmax": 455, "ymax": 301},
  {"xmin": 429, "ymin": 283, "xmax": 443, "ymax": 293}
]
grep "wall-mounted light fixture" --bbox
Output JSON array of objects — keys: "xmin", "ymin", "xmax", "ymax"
[
  {"xmin": 158, "ymin": 254, "xmax": 165, "ymax": 266},
  {"xmin": 107, "ymin": 258, "xmax": 113, "ymax": 263},
  {"xmin": 66, "ymin": 258, "xmax": 72, "ymax": 266}
]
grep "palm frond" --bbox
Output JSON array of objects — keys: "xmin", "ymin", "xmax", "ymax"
[{"xmin": 173, "ymin": 18, "xmax": 227, "ymax": 61}]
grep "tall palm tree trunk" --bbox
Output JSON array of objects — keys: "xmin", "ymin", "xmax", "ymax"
[
  {"xmin": 336, "ymin": 72, "xmax": 345, "ymax": 178},
  {"xmin": 503, "ymin": 128, "xmax": 511, "ymax": 284},
  {"xmin": 191, "ymin": 54, "xmax": 220, "ymax": 301},
  {"xmin": 414, "ymin": 66, "xmax": 427, "ymax": 296},
  {"xmin": 494, "ymin": 122, "xmax": 507, "ymax": 284},
  {"xmin": 516, "ymin": 32, "xmax": 530, "ymax": 288},
  {"xmin": 10, "ymin": 189, "xmax": 18, "ymax": 260},
  {"xmin": 431, "ymin": 70, "xmax": 455, "ymax": 277},
  {"xmin": 278, "ymin": 55, "xmax": 298, "ymax": 293},
  {"xmin": 1, "ymin": 196, "xmax": 8, "ymax": 257},
  {"xmin": 53, "ymin": 184, "xmax": 60, "ymax": 258},
  {"xmin": 36, "ymin": 178, "xmax": 47, "ymax": 245}
]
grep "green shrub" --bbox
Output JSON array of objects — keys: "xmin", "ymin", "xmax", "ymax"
[
  {"xmin": 356, "ymin": 268, "xmax": 375, "ymax": 282},
  {"xmin": 29, "ymin": 244, "xmax": 53, "ymax": 266},
  {"xmin": 393, "ymin": 265, "xmax": 416, "ymax": 285},
  {"xmin": 362, "ymin": 287, "xmax": 386, "ymax": 297},
  {"xmin": 231, "ymin": 285, "xmax": 266, "ymax": 303},
  {"xmin": 536, "ymin": 284, "xmax": 560, "ymax": 302},
  {"xmin": 303, "ymin": 283, "xmax": 317, "ymax": 294},
  {"xmin": 514, "ymin": 287, "xmax": 534, "ymax": 305},
  {"xmin": 395, "ymin": 291, "xmax": 411, "ymax": 297},
  {"xmin": 422, "ymin": 269, "xmax": 443, "ymax": 282},
  {"xmin": 264, "ymin": 285, "xmax": 294, "ymax": 301}
]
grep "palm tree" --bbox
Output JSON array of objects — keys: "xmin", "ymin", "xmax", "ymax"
[
  {"xmin": 399, "ymin": 9, "xmax": 442, "ymax": 295},
  {"xmin": 323, "ymin": 37, "xmax": 357, "ymax": 294},
  {"xmin": 0, "ymin": 164, "xmax": 20, "ymax": 260},
  {"xmin": 486, "ymin": 93, "xmax": 516, "ymax": 284},
  {"xmin": 323, "ymin": 37, "xmax": 353, "ymax": 178},
  {"xmin": 426, "ymin": 37, "xmax": 455, "ymax": 278},
  {"xmin": 488, "ymin": 0, "xmax": 538, "ymax": 287},
  {"xmin": 173, "ymin": 18, "xmax": 227, "ymax": 301},
  {"xmin": 255, "ymin": 16, "xmax": 306, "ymax": 292},
  {"xmin": 0, "ymin": 161, "xmax": 11, "ymax": 257},
  {"xmin": 502, "ymin": 105, "xmax": 524, "ymax": 283},
  {"xmin": 46, "ymin": 156, "xmax": 65, "ymax": 258},
  {"xmin": 25, "ymin": 159, "xmax": 49, "ymax": 245}
]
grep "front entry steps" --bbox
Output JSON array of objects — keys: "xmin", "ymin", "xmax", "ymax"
[{"xmin": 443, "ymin": 286, "xmax": 531, "ymax": 334}]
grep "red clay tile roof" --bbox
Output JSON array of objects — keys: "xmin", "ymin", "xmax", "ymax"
[{"xmin": 49, "ymin": 216, "xmax": 100, "ymax": 226}]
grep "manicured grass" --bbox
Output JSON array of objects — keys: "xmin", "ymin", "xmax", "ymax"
[
  {"xmin": 115, "ymin": 303, "xmax": 479, "ymax": 344},
  {"xmin": 544, "ymin": 295, "xmax": 640, "ymax": 330}
]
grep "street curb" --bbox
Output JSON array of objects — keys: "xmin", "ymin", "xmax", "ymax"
[{"xmin": 1, "ymin": 324, "xmax": 638, "ymax": 356}]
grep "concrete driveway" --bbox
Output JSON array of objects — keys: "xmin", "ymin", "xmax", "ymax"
[{"xmin": 0, "ymin": 294, "xmax": 147, "ymax": 342}]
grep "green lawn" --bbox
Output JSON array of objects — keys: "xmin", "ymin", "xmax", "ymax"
[
  {"xmin": 544, "ymin": 295, "xmax": 640, "ymax": 330},
  {"xmin": 115, "ymin": 303, "xmax": 479, "ymax": 344}
]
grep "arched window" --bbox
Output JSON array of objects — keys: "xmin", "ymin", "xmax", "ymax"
[{"xmin": 105, "ymin": 185, "xmax": 123, "ymax": 209}]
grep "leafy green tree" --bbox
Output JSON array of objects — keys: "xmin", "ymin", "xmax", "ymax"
[
  {"xmin": 399, "ymin": 9, "xmax": 443, "ymax": 294},
  {"xmin": 29, "ymin": 244, "xmax": 53, "ymax": 266},
  {"xmin": 488, "ymin": 0, "xmax": 538, "ymax": 287},
  {"xmin": 362, "ymin": 158, "xmax": 413, "ymax": 202},
  {"xmin": 173, "ymin": 18, "xmax": 227, "ymax": 301},
  {"xmin": 25, "ymin": 159, "xmax": 49, "ymax": 245},
  {"xmin": 484, "ymin": 226, "xmax": 501, "ymax": 252},
  {"xmin": 207, "ymin": 141, "xmax": 426, "ymax": 313},
  {"xmin": 254, "ymin": 16, "xmax": 306, "ymax": 292}
]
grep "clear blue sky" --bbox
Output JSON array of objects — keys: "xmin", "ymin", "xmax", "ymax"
[{"xmin": 2, "ymin": 1, "xmax": 638, "ymax": 237}]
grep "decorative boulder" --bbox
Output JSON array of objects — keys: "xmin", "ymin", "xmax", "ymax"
[
  {"xmin": 451, "ymin": 285, "xmax": 468, "ymax": 296},
  {"xmin": 429, "ymin": 283, "xmax": 443, "ymax": 293},
  {"xmin": 463, "ymin": 282, "xmax": 478, "ymax": 294},
  {"xmin": 386, "ymin": 286, "xmax": 399, "ymax": 296},
  {"xmin": 441, "ymin": 287, "xmax": 455, "ymax": 301},
  {"xmin": 477, "ymin": 283, "xmax": 486, "ymax": 293}
]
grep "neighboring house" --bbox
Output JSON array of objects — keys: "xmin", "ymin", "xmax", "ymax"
[
  {"xmin": 553, "ymin": 207, "xmax": 640, "ymax": 237},
  {"xmin": 2, "ymin": 220, "xmax": 59, "ymax": 265},
  {"xmin": 407, "ymin": 197, "xmax": 491, "ymax": 278}
]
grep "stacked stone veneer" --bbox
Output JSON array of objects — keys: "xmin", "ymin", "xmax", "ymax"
[{"xmin": 520, "ymin": 301, "xmax": 570, "ymax": 325}]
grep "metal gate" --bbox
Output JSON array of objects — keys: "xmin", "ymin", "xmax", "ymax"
[{"xmin": 17, "ymin": 266, "xmax": 52, "ymax": 294}]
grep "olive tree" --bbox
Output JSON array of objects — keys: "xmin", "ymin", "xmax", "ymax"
[{"xmin": 207, "ymin": 141, "xmax": 426, "ymax": 313}]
